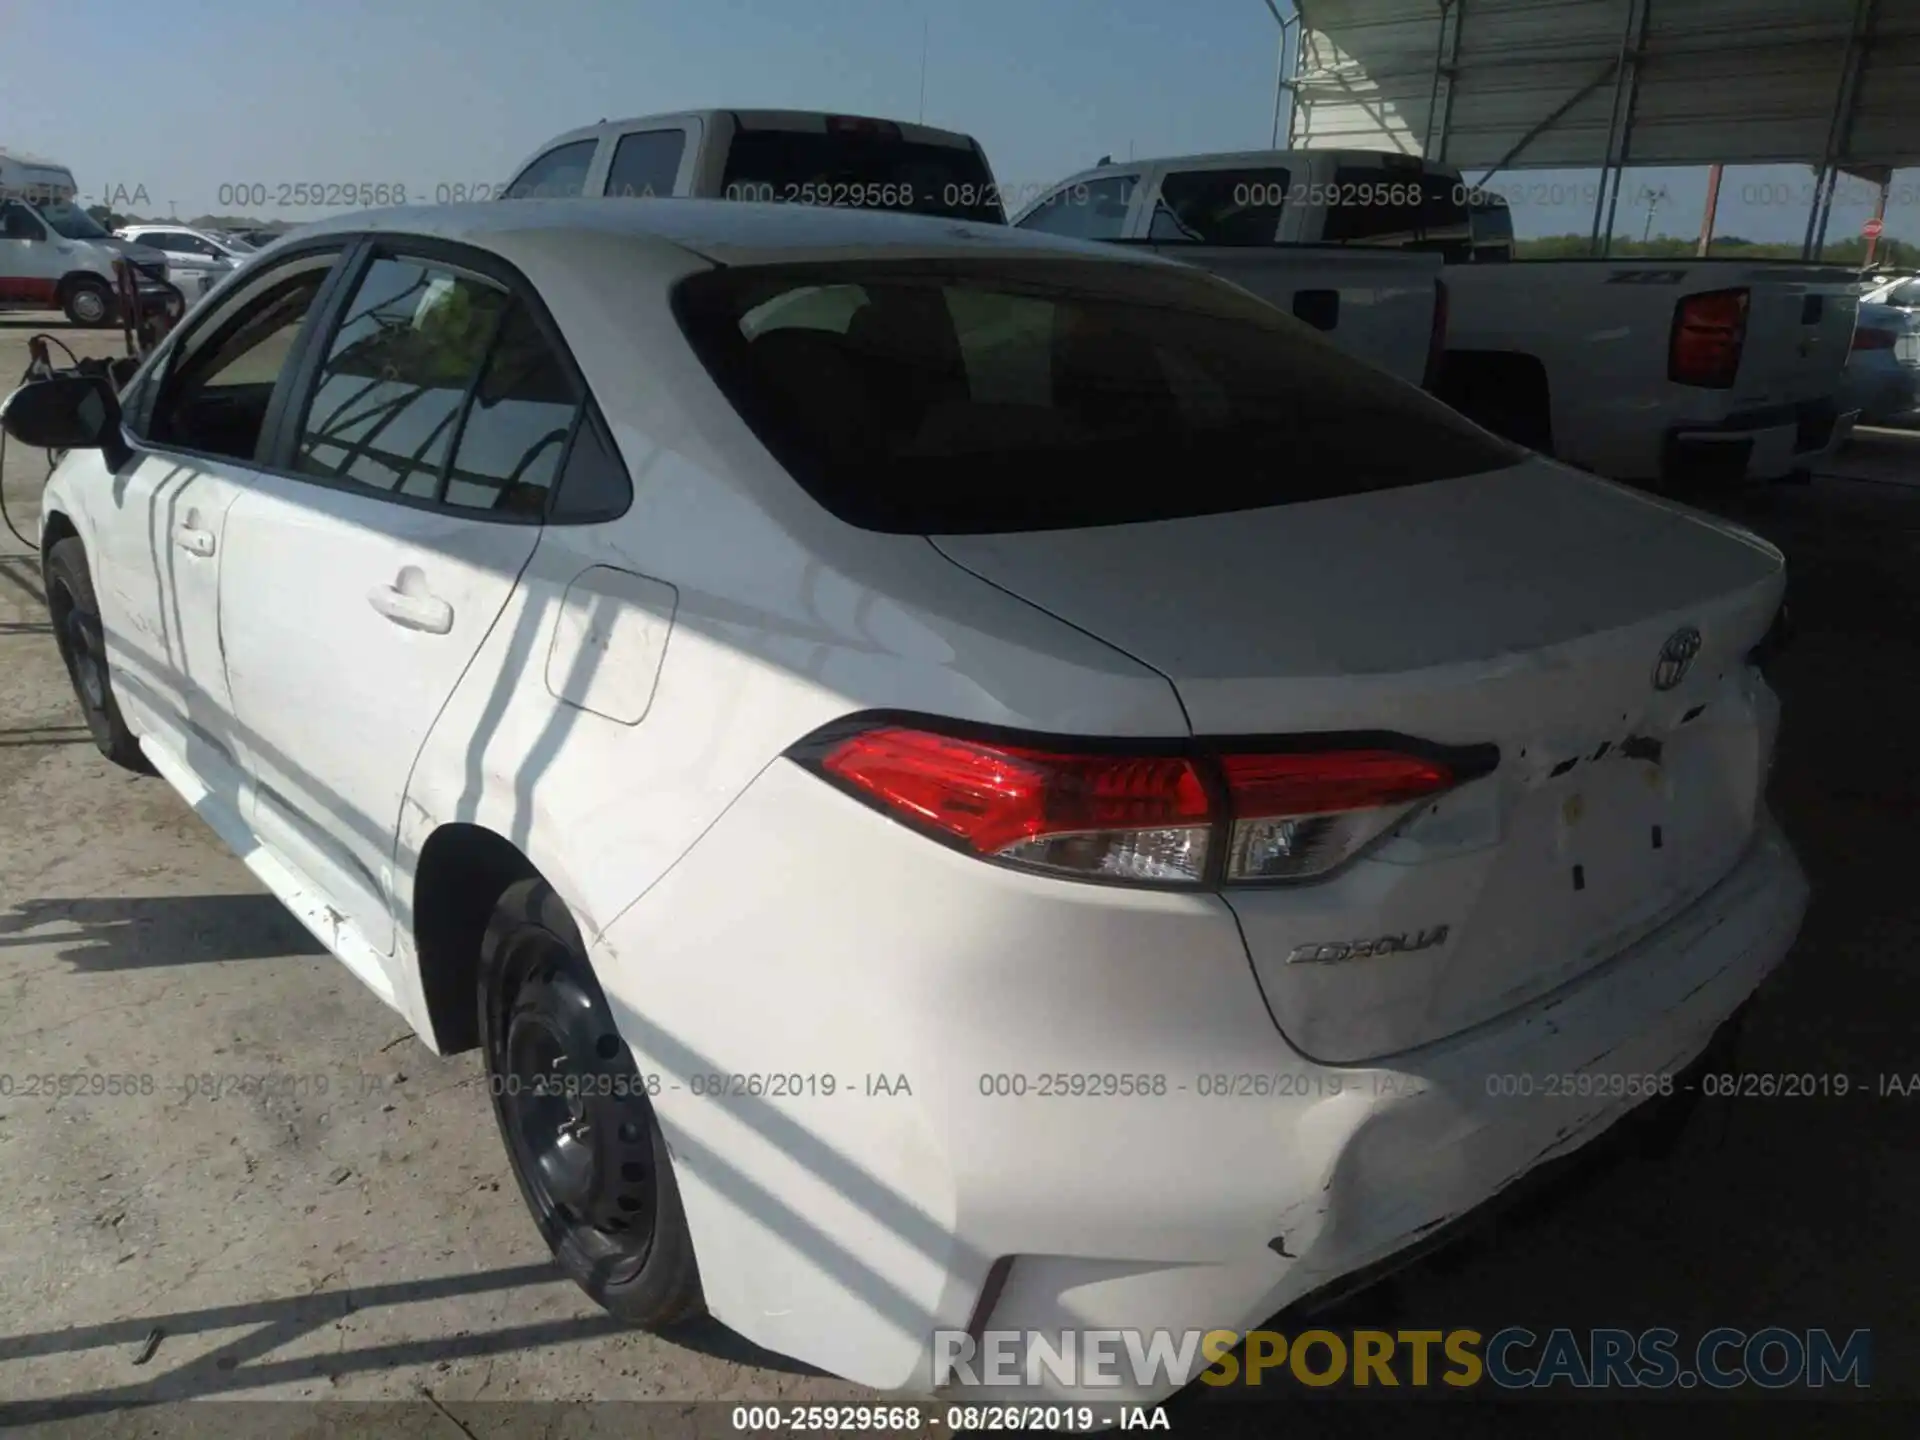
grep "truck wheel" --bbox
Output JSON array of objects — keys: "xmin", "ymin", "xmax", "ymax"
[
  {"xmin": 480, "ymin": 877, "xmax": 704, "ymax": 1328},
  {"xmin": 61, "ymin": 278, "xmax": 114, "ymax": 329},
  {"xmin": 44, "ymin": 538, "xmax": 153, "ymax": 774}
]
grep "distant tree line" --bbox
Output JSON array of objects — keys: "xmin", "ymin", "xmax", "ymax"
[{"xmin": 1517, "ymin": 233, "xmax": 1918, "ymax": 267}]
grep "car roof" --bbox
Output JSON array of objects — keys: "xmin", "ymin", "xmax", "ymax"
[
  {"xmin": 285, "ymin": 196, "xmax": 1181, "ymax": 270},
  {"xmin": 532, "ymin": 108, "xmax": 982, "ymax": 155}
]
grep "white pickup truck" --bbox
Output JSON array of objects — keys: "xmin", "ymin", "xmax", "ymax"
[
  {"xmin": 1009, "ymin": 151, "xmax": 1448, "ymax": 387},
  {"xmin": 503, "ymin": 109, "xmax": 1008, "ymax": 223},
  {"xmin": 1016, "ymin": 149, "xmax": 1862, "ymax": 485}
]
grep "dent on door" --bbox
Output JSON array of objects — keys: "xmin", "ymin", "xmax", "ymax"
[{"xmin": 544, "ymin": 566, "xmax": 678, "ymax": 724}]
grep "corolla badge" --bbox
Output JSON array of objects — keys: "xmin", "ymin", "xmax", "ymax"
[
  {"xmin": 1653, "ymin": 626, "xmax": 1702, "ymax": 691},
  {"xmin": 1286, "ymin": 926, "xmax": 1449, "ymax": 965}
]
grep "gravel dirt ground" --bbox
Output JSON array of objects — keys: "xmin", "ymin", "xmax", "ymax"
[{"xmin": 1, "ymin": 314, "xmax": 1915, "ymax": 1434}]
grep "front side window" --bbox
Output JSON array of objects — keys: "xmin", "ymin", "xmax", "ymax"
[
  {"xmin": 505, "ymin": 139, "xmax": 598, "ymax": 200},
  {"xmin": 1, "ymin": 202, "xmax": 47, "ymax": 242},
  {"xmin": 293, "ymin": 258, "xmax": 511, "ymax": 498},
  {"xmin": 674, "ymin": 259, "xmax": 1524, "ymax": 534},
  {"xmin": 35, "ymin": 201, "xmax": 110, "ymax": 241},
  {"xmin": 145, "ymin": 257, "xmax": 337, "ymax": 460},
  {"xmin": 604, "ymin": 130, "xmax": 686, "ymax": 199},
  {"xmin": 1015, "ymin": 175, "xmax": 1137, "ymax": 242},
  {"xmin": 1147, "ymin": 167, "xmax": 1291, "ymax": 245}
]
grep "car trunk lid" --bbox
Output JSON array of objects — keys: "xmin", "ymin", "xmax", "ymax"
[{"xmin": 931, "ymin": 459, "xmax": 1787, "ymax": 1062}]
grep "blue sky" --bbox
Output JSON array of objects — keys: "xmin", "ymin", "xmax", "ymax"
[{"xmin": 3, "ymin": 0, "xmax": 1912, "ymax": 246}]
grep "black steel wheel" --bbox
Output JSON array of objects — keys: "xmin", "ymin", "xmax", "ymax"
[
  {"xmin": 480, "ymin": 877, "xmax": 703, "ymax": 1325},
  {"xmin": 43, "ymin": 538, "xmax": 153, "ymax": 774}
]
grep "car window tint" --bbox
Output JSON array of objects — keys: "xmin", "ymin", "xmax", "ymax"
[
  {"xmin": 605, "ymin": 130, "xmax": 685, "ymax": 199},
  {"xmin": 293, "ymin": 258, "xmax": 510, "ymax": 499},
  {"xmin": 1321, "ymin": 165, "xmax": 1471, "ymax": 256},
  {"xmin": 442, "ymin": 301, "xmax": 579, "ymax": 514},
  {"xmin": 1148, "ymin": 168, "xmax": 1290, "ymax": 245},
  {"xmin": 675, "ymin": 258, "xmax": 1524, "ymax": 534},
  {"xmin": 1, "ymin": 202, "xmax": 46, "ymax": 241},
  {"xmin": 147, "ymin": 262, "xmax": 333, "ymax": 461},
  {"xmin": 719, "ymin": 130, "xmax": 1002, "ymax": 223},
  {"xmin": 505, "ymin": 139, "xmax": 598, "ymax": 199},
  {"xmin": 549, "ymin": 406, "xmax": 631, "ymax": 522},
  {"xmin": 1014, "ymin": 175, "xmax": 1136, "ymax": 241}
]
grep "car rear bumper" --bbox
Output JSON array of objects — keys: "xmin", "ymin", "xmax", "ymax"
[{"xmin": 591, "ymin": 760, "xmax": 1807, "ymax": 1402}]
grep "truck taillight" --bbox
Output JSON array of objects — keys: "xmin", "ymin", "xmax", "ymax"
[
  {"xmin": 1670, "ymin": 288, "xmax": 1749, "ymax": 388},
  {"xmin": 1424, "ymin": 278, "xmax": 1450, "ymax": 392},
  {"xmin": 793, "ymin": 722, "xmax": 1496, "ymax": 887}
]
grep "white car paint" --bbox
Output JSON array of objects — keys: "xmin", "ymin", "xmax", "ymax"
[
  {"xmin": 32, "ymin": 198, "xmax": 1806, "ymax": 1405},
  {"xmin": 115, "ymin": 224, "xmax": 248, "ymax": 304}
]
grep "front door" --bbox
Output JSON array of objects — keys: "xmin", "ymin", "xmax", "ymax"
[{"xmin": 92, "ymin": 249, "xmax": 347, "ymax": 787}]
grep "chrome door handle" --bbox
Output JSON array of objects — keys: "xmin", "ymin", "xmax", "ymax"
[
  {"xmin": 367, "ymin": 580, "xmax": 453, "ymax": 635},
  {"xmin": 171, "ymin": 524, "xmax": 215, "ymax": 557}
]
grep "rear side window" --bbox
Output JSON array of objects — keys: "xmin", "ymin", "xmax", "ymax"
[
  {"xmin": 1321, "ymin": 166, "xmax": 1470, "ymax": 256},
  {"xmin": 1147, "ymin": 167, "xmax": 1291, "ymax": 245},
  {"xmin": 506, "ymin": 139, "xmax": 598, "ymax": 199},
  {"xmin": 673, "ymin": 259, "xmax": 1523, "ymax": 534},
  {"xmin": 294, "ymin": 258, "xmax": 514, "ymax": 498},
  {"xmin": 1016, "ymin": 175, "xmax": 1137, "ymax": 242},
  {"xmin": 605, "ymin": 130, "xmax": 686, "ymax": 199},
  {"xmin": 719, "ymin": 128, "xmax": 1003, "ymax": 223},
  {"xmin": 289, "ymin": 253, "xmax": 630, "ymax": 521}
]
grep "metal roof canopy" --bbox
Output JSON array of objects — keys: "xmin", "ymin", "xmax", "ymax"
[{"xmin": 1287, "ymin": 0, "xmax": 1920, "ymax": 252}]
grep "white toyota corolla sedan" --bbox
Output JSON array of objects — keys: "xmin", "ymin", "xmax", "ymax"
[{"xmin": 6, "ymin": 198, "xmax": 1806, "ymax": 1404}]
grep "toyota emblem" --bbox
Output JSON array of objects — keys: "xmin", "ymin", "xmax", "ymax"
[{"xmin": 1653, "ymin": 626, "xmax": 1702, "ymax": 691}]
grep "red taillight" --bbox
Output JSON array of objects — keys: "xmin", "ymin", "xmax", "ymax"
[
  {"xmin": 1852, "ymin": 326, "xmax": 1897, "ymax": 352},
  {"xmin": 1219, "ymin": 750, "xmax": 1455, "ymax": 881},
  {"xmin": 802, "ymin": 724, "xmax": 1486, "ymax": 886},
  {"xmin": 1423, "ymin": 278, "xmax": 1449, "ymax": 392},
  {"xmin": 1670, "ymin": 288, "xmax": 1749, "ymax": 388}
]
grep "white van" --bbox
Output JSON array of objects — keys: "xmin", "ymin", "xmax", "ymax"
[
  {"xmin": 0, "ymin": 147, "xmax": 78, "ymax": 206},
  {"xmin": 0, "ymin": 195, "xmax": 180, "ymax": 327}
]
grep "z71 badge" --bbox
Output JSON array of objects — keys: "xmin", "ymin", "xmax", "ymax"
[{"xmin": 1286, "ymin": 926, "xmax": 1450, "ymax": 965}]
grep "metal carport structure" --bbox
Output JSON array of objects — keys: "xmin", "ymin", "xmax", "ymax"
[{"xmin": 1279, "ymin": 0, "xmax": 1920, "ymax": 255}]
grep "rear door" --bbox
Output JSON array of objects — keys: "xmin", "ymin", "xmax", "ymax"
[{"xmin": 219, "ymin": 241, "xmax": 584, "ymax": 968}]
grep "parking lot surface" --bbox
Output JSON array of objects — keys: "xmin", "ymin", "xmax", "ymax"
[{"xmin": 1, "ymin": 314, "xmax": 1916, "ymax": 1430}]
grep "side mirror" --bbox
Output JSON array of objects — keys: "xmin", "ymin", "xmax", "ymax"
[{"xmin": 0, "ymin": 375, "xmax": 129, "ymax": 466}]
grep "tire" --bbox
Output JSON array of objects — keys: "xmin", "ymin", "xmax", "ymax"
[
  {"xmin": 43, "ymin": 538, "xmax": 153, "ymax": 774},
  {"xmin": 61, "ymin": 278, "xmax": 114, "ymax": 329},
  {"xmin": 480, "ymin": 877, "xmax": 703, "ymax": 1326}
]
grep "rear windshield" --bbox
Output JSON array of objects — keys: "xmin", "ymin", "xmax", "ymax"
[
  {"xmin": 672, "ymin": 259, "xmax": 1523, "ymax": 534},
  {"xmin": 1321, "ymin": 165, "xmax": 1471, "ymax": 258},
  {"xmin": 720, "ymin": 130, "xmax": 1004, "ymax": 224}
]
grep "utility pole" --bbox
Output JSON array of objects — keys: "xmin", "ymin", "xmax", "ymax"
[
  {"xmin": 1697, "ymin": 163, "xmax": 1723, "ymax": 256},
  {"xmin": 1639, "ymin": 184, "xmax": 1668, "ymax": 243}
]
